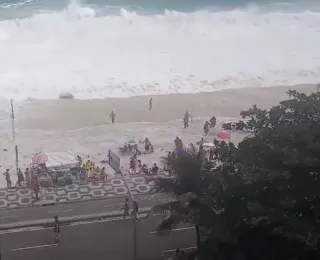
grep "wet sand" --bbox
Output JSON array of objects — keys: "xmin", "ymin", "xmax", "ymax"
[
  {"xmin": 17, "ymin": 84, "xmax": 317, "ymax": 131},
  {"xmin": 0, "ymin": 84, "xmax": 317, "ymax": 187}
]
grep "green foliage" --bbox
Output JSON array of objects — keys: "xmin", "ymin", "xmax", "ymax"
[
  {"xmin": 151, "ymin": 90, "xmax": 320, "ymax": 260},
  {"xmin": 234, "ymin": 90, "xmax": 320, "ymax": 243},
  {"xmin": 151, "ymin": 145, "xmax": 218, "ymax": 229}
]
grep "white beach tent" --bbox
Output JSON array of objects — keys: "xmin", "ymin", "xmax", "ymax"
[{"xmin": 45, "ymin": 151, "xmax": 79, "ymax": 168}]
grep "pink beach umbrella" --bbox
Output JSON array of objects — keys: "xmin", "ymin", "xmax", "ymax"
[
  {"xmin": 32, "ymin": 152, "xmax": 48, "ymax": 165},
  {"xmin": 217, "ymin": 131, "xmax": 231, "ymax": 140}
]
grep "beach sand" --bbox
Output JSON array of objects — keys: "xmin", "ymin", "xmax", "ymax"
[
  {"xmin": 0, "ymin": 84, "xmax": 317, "ymax": 187},
  {"xmin": 17, "ymin": 84, "xmax": 318, "ymax": 131}
]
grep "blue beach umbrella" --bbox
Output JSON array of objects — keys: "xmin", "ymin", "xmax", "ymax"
[{"xmin": 126, "ymin": 138, "xmax": 137, "ymax": 147}]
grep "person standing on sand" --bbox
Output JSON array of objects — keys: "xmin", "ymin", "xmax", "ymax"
[
  {"xmin": 109, "ymin": 110, "xmax": 116, "ymax": 123},
  {"xmin": 204, "ymin": 121, "xmax": 210, "ymax": 135},
  {"xmin": 3, "ymin": 169, "xmax": 11, "ymax": 188},
  {"xmin": 183, "ymin": 111, "xmax": 192, "ymax": 128},
  {"xmin": 149, "ymin": 98, "xmax": 153, "ymax": 110}
]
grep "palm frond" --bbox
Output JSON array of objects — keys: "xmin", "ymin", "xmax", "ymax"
[
  {"xmin": 155, "ymin": 151, "xmax": 211, "ymax": 197},
  {"xmin": 149, "ymin": 200, "xmax": 181, "ymax": 215},
  {"xmin": 153, "ymin": 176, "xmax": 184, "ymax": 195},
  {"xmin": 154, "ymin": 213, "xmax": 190, "ymax": 233},
  {"xmin": 149, "ymin": 192, "xmax": 202, "ymax": 220}
]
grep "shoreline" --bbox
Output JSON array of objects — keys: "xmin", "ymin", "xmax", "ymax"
[{"xmin": 16, "ymin": 84, "xmax": 318, "ymax": 131}]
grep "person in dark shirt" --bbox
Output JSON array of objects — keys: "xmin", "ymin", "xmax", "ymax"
[
  {"xmin": 123, "ymin": 198, "xmax": 130, "ymax": 219},
  {"xmin": 3, "ymin": 169, "xmax": 11, "ymax": 188},
  {"xmin": 143, "ymin": 138, "xmax": 152, "ymax": 152},
  {"xmin": 109, "ymin": 110, "xmax": 116, "ymax": 123},
  {"xmin": 32, "ymin": 175, "xmax": 40, "ymax": 200},
  {"xmin": 76, "ymin": 155, "xmax": 83, "ymax": 165},
  {"xmin": 173, "ymin": 249, "xmax": 180, "ymax": 260},
  {"xmin": 151, "ymin": 163, "xmax": 159, "ymax": 176},
  {"xmin": 17, "ymin": 169, "xmax": 24, "ymax": 186},
  {"xmin": 210, "ymin": 116, "xmax": 217, "ymax": 128},
  {"xmin": 132, "ymin": 200, "xmax": 142, "ymax": 222},
  {"xmin": 53, "ymin": 215, "xmax": 60, "ymax": 243},
  {"xmin": 204, "ymin": 121, "xmax": 210, "ymax": 135},
  {"xmin": 174, "ymin": 137, "xmax": 184, "ymax": 156}
]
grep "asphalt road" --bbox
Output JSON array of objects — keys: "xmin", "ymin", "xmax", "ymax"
[
  {"xmin": 0, "ymin": 193, "xmax": 171, "ymax": 225},
  {"xmin": 0, "ymin": 216, "xmax": 195, "ymax": 260}
]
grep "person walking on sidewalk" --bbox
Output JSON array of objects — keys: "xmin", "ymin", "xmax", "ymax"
[
  {"xmin": 132, "ymin": 200, "xmax": 142, "ymax": 222},
  {"xmin": 123, "ymin": 198, "xmax": 130, "ymax": 219},
  {"xmin": 53, "ymin": 215, "xmax": 60, "ymax": 243}
]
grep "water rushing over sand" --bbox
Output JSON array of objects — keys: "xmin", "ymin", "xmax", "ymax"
[{"xmin": 0, "ymin": 84, "xmax": 317, "ymax": 187}]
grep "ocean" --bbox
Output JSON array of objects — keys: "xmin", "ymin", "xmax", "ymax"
[{"xmin": 0, "ymin": 0, "xmax": 319, "ymax": 99}]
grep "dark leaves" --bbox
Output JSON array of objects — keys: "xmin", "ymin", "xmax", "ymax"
[{"xmin": 152, "ymin": 90, "xmax": 320, "ymax": 259}]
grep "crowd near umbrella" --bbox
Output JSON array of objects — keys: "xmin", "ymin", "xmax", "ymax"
[{"xmin": 32, "ymin": 152, "xmax": 48, "ymax": 165}]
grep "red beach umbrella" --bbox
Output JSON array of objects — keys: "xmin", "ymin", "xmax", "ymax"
[
  {"xmin": 32, "ymin": 152, "xmax": 48, "ymax": 165},
  {"xmin": 217, "ymin": 131, "xmax": 231, "ymax": 140}
]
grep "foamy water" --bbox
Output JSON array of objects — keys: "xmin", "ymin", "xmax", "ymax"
[
  {"xmin": 0, "ymin": 116, "xmax": 247, "ymax": 187},
  {"xmin": 0, "ymin": 1, "xmax": 320, "ymax": 99}
]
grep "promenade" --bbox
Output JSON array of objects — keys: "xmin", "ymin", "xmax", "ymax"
[{"xmin": 0, "ymin": 175, "xmax": 156, "ymax": 209}]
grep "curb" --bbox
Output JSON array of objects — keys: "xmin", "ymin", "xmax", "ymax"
[{"xmin": 0, "ymin": 207, "xmax": 152, "ymax": 231}]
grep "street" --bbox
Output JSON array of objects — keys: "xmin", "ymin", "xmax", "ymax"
[
  {"xmin": 0, "ymin": 193, "xmax": 171, "ymax": 225},
  {"xmin": 0, "ymin": 216, "xmax": 195, "ymax": 260}
]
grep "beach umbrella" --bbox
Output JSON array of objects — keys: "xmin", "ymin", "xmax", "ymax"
[
  {"xmin": 217, "ymin": 131, "xmax": 231, "ymax": 140},
  {"xmin": 32, "ymin": 152, "xmax": 48, "ymax": 165},
  {"xmin": 203, "ymin": 142, "xmax": 215, "ymax": 148},
  {"xmin": 127, "ymin": 139, "xmax": 137, "ymax": 147}
]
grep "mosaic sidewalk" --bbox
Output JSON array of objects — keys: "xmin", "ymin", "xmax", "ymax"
[{"xmin": 0, "ymin": 176, "xmax": 156, "ymax": 209}]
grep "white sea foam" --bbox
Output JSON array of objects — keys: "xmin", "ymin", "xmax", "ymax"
[
  {"xmin": 0, "ymin": 1, "xmax": 319, "ymax": 100},
  {"xmin": 0, "ymin": 0, "xmax": 36, "ymax": 9}
]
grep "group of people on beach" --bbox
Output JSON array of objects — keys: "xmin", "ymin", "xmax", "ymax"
[
  {"xmin": 128, "ymin": 154, "xmax": 159, "ymax": 176},
  {"xmin": 203, "ymin": 116, "xmax": 217, "ymax": 135},
  {"xmin": 120, "ymin": 137, "xmax": 154, "ymax": 156},
  {"xmin": 3, "ymin": 167, "xmax": 42, "ymax": 199},
  {"xmin": 2, "ymin": 155, "xmax": 109, "ymax": 195},
  {"xmin": 82, "ymin": 159, "xmax": 107, "ymax": 183},
  {"xmin": 110, "ymin": 105, "xmax": 195, "ymax": 131},
  {"xmin": 108, "ymin": 98, "xmax": 218, "ymax": 142},
  {"xmin": 2, "ymin": 95, "xmax": 220, "ymax": 201}
]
